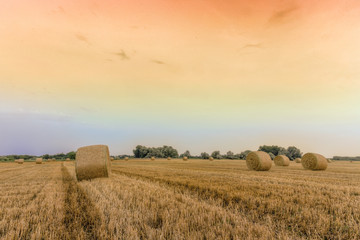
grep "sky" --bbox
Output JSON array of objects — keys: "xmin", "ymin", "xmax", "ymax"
[{"xmin": 1, "ymin": 0, "xmax": 360, "ymax": 157}]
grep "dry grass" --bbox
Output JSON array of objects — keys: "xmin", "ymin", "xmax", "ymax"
[{"xmin": 1, "ymin": 159, "xmax": 360, "ymax": 239}]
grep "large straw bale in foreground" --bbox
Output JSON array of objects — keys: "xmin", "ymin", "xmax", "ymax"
[
  {"xmin": 75, "ymin": 145, "xmax": 110, "ymax": 181},
  {"xmin": 301, "ymin": 153, "xmax": 328, "ymax": 170},
  {"xmin": 274, "ymin": 155, "xmax": 290, "ymax": 166},
  {"xmin": 295, "ymin": 158, "xmax": 301, "ymax": 163},
  {"xmin": 36, "ymin": 158, "xmax": 42, "ymax": 164},
  {"xmin": 246, "ymin": 151, "xmax": 272, "ymax": 171}
]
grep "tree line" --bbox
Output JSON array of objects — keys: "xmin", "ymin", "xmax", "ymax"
[
  {"xmin": 0, "ymin": 151, "xmax": 76, "ymax": 162},
  {"xmin": 131, "ymin": 145, "xmax": 302, "ymax": 160}
]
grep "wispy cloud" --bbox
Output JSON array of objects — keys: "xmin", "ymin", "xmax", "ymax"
[
  {"xmin": 114, "ymin": 50, "xmax": 130, "ymax": 60},
  {"xmin": 151, "ymin": 59, "xmax": 165, "ymax": 64},
  {"xmin": 75, "ymin": 33, "xmax": 90, "ymax": 44},
  {"xmin": 268, "ymin": 6, "xmax": 298, "ymax": 25},
  {"xmin": 242, "ymin": 43, "xmax": 262, "ymax": 49}
]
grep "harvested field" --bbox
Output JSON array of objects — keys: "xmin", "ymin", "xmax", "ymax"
[{"xmin": 1, "ymin": 160, "xmax": 360, "ymax": 239}]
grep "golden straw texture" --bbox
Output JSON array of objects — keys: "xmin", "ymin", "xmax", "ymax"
[
  {"xmin": 75, "ymin": 145, "xmax": 110, "ymax": 181},
  {"xmin": 246, "ymin": 151, "xmax": 272, "ymax": 171},
  {"xmin": 183, "ymin": 157, "xmax": 188, "ymax": 161},
  {"xmin": 295, "ymin": 158, "xmax": 301, "ymax": 163},
  {"xmin": 301, "ymin": 153, "xmax": 328, "ymax": 171},
  {"xmin": 209, "ymin": 157, "xmax": 214, "ymax": 161},
  {"xmin": 274, "ymin": 155, "xmax": 290, "ymax": 166}
]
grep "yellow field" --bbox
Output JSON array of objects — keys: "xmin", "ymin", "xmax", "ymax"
[{"xmin": 1, "ymin": 160, "xmax": 359, "ymax": 239}]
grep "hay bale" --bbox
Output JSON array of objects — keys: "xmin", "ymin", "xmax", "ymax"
[
  {"xmin": 209, "ymin": 157, "xmax": 214, "ymax": 161},
  {"xmin": 246, "ymin": 151, "xmax": 272, "ymax": 171},
  {"xmin": 167, "ymin": 157, "xmax": 171, "ymax": 160},
  {"xmin": 36, "ymin": 158, "xmax": 42, "ymax": 164},
  {"xmin": 301, "ymin": 153, "xmax": 328, "ymax": 170},
  {"xmin": 66, "ymin": 158, "xmax": 70, "ymax": 161},
  {"xmin": 327, "ymin": 159, "xmax": 332, "ymax": 163},
  {"xmin": 110, "ymin": 157, "xmax": 114, "ymax": 161},
  {"xmin": 18, "ymin": 159, "xmax": 24, "ymax": 164},
  {"xmin": 125, "ymin": 157, "xmax": 129, "ymax": 161},
  {"xmin": 14, "ymin": 159, "xmax": 18, "ymax": 163},
  {"xmin": 183, "ymin": 156, "xmax": 188, "ymax": 161},
  {"xmin": 274, "ymin": 155, "xmax": 290, "ymax": 166},
  {"xmin": 75, "ymin": 145, "xmax": 110, "ymax": 181},
  {"xmin": 295, "ymin": 158, "xmax": 301, "ymax": 163},
  {"xmin": 151, "ymin": 156, "xmax": 155, "ymax": 161}
]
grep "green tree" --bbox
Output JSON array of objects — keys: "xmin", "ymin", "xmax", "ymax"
[
  {"xmin": 286, "ymin": 146, "xmax": 302, "ymax": 160},
  {"xmin": 238, "ymin": 150, "xmax": 251, "ymax": 159},
  {"xmin": 180, "ymin": 150, "xmax": 191, "ymax": 158},
  {"xmin": 258, "ymin": 145, "xmax": 287, "ymax": 156},
  {"xmin": 200, "ymin": 152, "xmax": 210, "ymax": 159},
  {"xmin": 211, "ymin": 151, "xmax": 221, "ymax": 159},
  {"xmin": 66, "ymin": 151, "xmax": 76, "ymax": 160},
  {"xmin": 225, "ymin": 151, "xmax": 235, "ymax": 159}
]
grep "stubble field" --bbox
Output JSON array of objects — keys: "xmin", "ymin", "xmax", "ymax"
[{"xmin": 1, "ymin": 159, "xmax": 359, "ymax": 239}]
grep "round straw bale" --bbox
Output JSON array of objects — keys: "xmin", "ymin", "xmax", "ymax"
[
  {"xmin": 18, "ymin": 159, "xmax": 24, "ymax": 164},
  {"xmin": 75, "ymin": 145, "xmax": 110, "ymax": 181},
  {"xmin": 183, "ymin": 156, "xmax": 188, "ymax": 161},
  {"xmin": 66, "ymin": 158, "xmax": 70, "ymax": 161},
  {"xmin": 110, "ymin": 157, "xmax": 114, "ymax": 161},
  {"xmin": 151, "ymin": 156, "xmax": 155, "ymax": 161},
  {"xmin": 246, "ymin": 151, "xmax": 272, "ymax": 171},
  {"xmin": 327, "ymin": 159, "xmax": 332, "ymax": 163},
  {"xmin": 125, "ymin": 157, "xmax": 129, "ymax": 161},
  {"xmin": 167, "ymin": 157, "xmax": 171, "ymax": 160},
  {"xmin": 301, "ymin": 153, "xmax": 328, "ymax": 170},
  {"xmin": 209, "ymin": 157, "xmax": 214, "ymax": 161},
  {"xmin": 36, "ymin": 158, "xmax": 42, "ymax": 164},
  {"xmin": 295, "ymin": 158, "xmax": 301, "ymax": 163},
  {"xmin": 274, "ymin": 155, "xmax": 290, "ymax": 166}
]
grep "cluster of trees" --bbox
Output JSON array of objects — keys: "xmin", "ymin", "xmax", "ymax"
[
  {"xmin": 0, "ymin": 151, "xmax": 76, "ymax": 162},
  {"xmin": 333, "ymin": 156, "xmax": 360, "ymax": 161},
  {"xmin": 132, "ymin": 145, "xmax": 302, "ymax": 160},
  {"xmin": 258, "ymin": 145, "xmax": 302, "ymax": 160},
  {"xmin": 42, "ymin": 151, "xmax": 76, "ymax": 160},
  {"xmin": 133, "ymin": 145, "xmax": 179, "ymax": 158}
]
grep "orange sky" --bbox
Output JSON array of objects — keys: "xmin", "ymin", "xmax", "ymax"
[{"xmin": 1, "ymin": 0, "xmax": 360, "ymax": 156}]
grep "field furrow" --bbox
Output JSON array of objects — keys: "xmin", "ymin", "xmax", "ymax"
[
  {"xmin": 61, "ymin": 164, "xmax": 103, "ymax": 239},
  {"xmin": 63, "ymin": 163, "xmax": 287, "ymax": 240}
]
